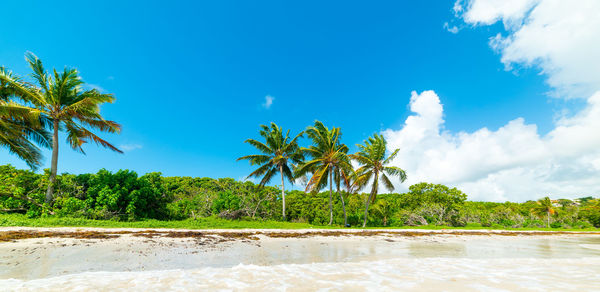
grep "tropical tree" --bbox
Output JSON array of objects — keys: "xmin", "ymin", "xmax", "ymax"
[
  {"xmin": 533, "ymin": 196, "xmax": 555, "ymax": 228},
  {"xmin": 237, "ymin": 122, "xmax": 303, "ymax": 220},
  {"xmin": 334, "ymin": 162, "xmax": 353, "ymax": 226},
  {"xmin": 0, "ymin": 52, "xmax": 122, "ymax": 203},
  {"xmin": 295, "ymin": 121, "xmax": 353, "ymax": 225},
  {"xmin": 0, "ymin": 66, "xmax": 51, "ymax": 169},
  {"xmin": 372, "ymin": 198, "xmax": 394, "ymax": 226},
  {"xmin": 351, "ymin": 134, "xmax": 407, "ymax": 227}
]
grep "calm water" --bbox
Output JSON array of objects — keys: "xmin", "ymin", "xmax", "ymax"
[{"xmin": 2, "ymin": 235, "xmax": 600, "ymax": 291}]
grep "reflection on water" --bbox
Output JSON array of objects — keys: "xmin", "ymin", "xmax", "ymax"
[
  {"xmin": 407, "ymin": 242, "xmax": 467, "ymax": 257},
  {"xmin": 404, "ymin": 237, "xmax": 600, "ymax": 259}
]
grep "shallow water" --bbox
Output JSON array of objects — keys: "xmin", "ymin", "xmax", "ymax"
[{"xmin": 2, "ymin": 235, "xmax": 600, "ymax": 291}]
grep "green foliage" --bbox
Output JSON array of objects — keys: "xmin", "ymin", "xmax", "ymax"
[
  {"xmin": 404, "ymin": 183, "xmax": 467, "ymax": 210},
  {"xmin": 0, "ymin": 67, "xmax": 51, "ymax": 169},
  {"xmin": 0, "ymin": 164, "xmax": 599, "ymax": 230},
  {"xmin": 212, "ymin": 191, "xmax": 241, "ymax": 214},
  {"xmin": 580, "ymin": 203, "xmax": 600, "ymax": 227}
]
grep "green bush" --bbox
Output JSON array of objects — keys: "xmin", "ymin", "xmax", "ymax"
[{"xmin": 550, "ymin": 221, "xmax": 562, "ymax": 228}]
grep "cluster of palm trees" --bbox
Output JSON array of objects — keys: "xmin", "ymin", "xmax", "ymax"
[
  {"xmin": 238, "ymin": 121, "xmax": 407, "ymax": 227},
  {"xmin": 0, "ymin": 52, "xmax": 122, "ymax": 203}
]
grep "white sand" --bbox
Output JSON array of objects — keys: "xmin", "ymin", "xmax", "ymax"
[{"xmin": 1, "ymin": 227, "xmax": 600, "ymax": 291}]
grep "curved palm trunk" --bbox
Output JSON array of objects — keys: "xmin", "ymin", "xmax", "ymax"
[
  {"xmin": 45, "ymin": 120, "xmax": 59, "ymax": 204},
  {"xmin": 362, "ymin": 192, "xmax": 374, "ymax": 228},
  {"xmin": 337, "ymin": 181, "xmax": 347, "ymax": 226},
  {"xmin": 328, "ymin": 169, "xmax": 333, "ymax": 225},
  {"xmin": 280, "ymin": 164, "xmax": 286, "ymax": 221}
]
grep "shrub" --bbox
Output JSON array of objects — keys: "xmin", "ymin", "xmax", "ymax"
[
  {"xmin": 550, "ymin": 221, "xmax": 562, "ymax": 228},
  {"xmin": 54, "ymin": 197, "xmax": 86, "ymax": 217},
  {"xmin": 449, "ymin": 213, "xmax": 467, "ymax": 227}
]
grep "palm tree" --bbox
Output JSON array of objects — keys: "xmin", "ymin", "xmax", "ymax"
[
  {"xmin": 295, "ymin": 121, "xmax": 353, "ymax": 225},
  {"xmin": 334, "ymin": 163, "xmax": 353, "ymax": 226},
  {"xmin": 533, "ymin": 197, "xmax": 555, "ymax": 228},
  {"xmin": 373, "ymin": 198, "xmax": 394, "ymax": 226},
  {"xmin": 0, "ymin": 52, "xmax": 122, "ymax": 203},
  {"xmin": 0, "ymin": 67, "xmax": 51, "ymax": 169},
  {"xmin": 351, "ymin": 134, "xmax": 407, "ymax": 227},
  {"xmin": 237, "ymin": 123, "xmax": 303, "ymax": 220}
]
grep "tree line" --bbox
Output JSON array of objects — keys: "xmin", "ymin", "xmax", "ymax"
[{"xmin": 1, "ymin": 164, "xmax": 599, "ymax": 228}]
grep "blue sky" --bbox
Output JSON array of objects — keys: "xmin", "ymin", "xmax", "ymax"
[{"xmin": 2, "ymin": 1, "xmax": 597, "ymax": 200}]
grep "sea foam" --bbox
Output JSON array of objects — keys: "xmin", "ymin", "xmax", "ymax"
[{"xmin": 3, "ymin": 257, "xmax": 600, "ymax": 291}]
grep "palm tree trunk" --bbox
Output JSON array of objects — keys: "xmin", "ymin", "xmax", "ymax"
[
  {"xmin": 328, "ymin": 170, "xmax": 333, "ymax": 225},
  {"xmin": 547, "ymin": 210, "xmax": 550, "ymax": 228},
  {"xmin": 280, "ymin": 164, "xmax": 286, "ymax": 221},
  {"xmin": 337, "ymin": 183, "xmax": 347, "ymax": 226},
  {"xmin": 363, "ymin": 192, "xmax": 374, "ymax": 228},
  {"xmin": 45, "ymin": 120, "xmax": 59, "ymax": 204}
]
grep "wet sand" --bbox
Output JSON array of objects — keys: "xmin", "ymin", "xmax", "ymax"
[{"xmin": 2, "ymin": 227, "xmax": 600, "ymax": 291}]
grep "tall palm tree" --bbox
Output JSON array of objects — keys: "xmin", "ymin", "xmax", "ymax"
[
  {"xmin": 351, "ymin": 134, "xmax": 407, "ymax": 227},
  {"xmin": 334, "ymin": 162, "xmax": 353, "ymax": 226},
  {"xmin": 237, "ymin": 123, "xmax": 303, "ymax": 220},
  {"xmin": 0, "ymin": 52, "xmax": 122, "ymax": 203},
  {"xmin": 0, "ymin": 67, "xmax": 51, "ymax": 169},
  {"xmin": 295, "ymin": 121, "xmax": 353, "ymax": 225},
  {"xmin": 533, "ymin": 197, "xmax": 555, "ymax": 228}
]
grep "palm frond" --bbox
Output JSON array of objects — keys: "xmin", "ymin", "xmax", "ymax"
[
  {"xmin": 384, "ymin": 166, "xmax": 407, "ymax": 182},
  {"xmin": 237, "ymin": 154, "xmax": 271, "ymax": 165},
  {"xmin": 380, "ymin": 173, "xmax": 395, "ymax": 192}
]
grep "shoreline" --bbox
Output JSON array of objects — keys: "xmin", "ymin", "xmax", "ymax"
[
  {"xmin": 2, "ymin": 226, "xmax": 600, "ymax": 242},
  {"xmin": 2, "ymin": 226, "xmax": 600, "ymax": 285}
]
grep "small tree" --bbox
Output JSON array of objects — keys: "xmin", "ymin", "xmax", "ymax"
[{"xmin": 533, "ymin": 197, "xmax": 555, "ymax": 228}]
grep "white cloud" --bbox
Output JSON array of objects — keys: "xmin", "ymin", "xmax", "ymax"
[
  {"xmin": 262, "ymin": 95, "xmax": 275, "ymax": 109},
  {"xmin": 120, "ymin": 144, "xmax": 143, "ymax": 152},
  {"xmin": 397, "ymin": 0, "xmax": 600, "ymax": 201},
  {"xmin": 443, "ymin": 22, "xmax": 460, "ymax": 34},
  {"xmin": 456, "ymin": 0, "xmax": 600, "ymax": 98},
  {"xmin": 459, "ymin": 0, "xmax": 539, "ymax": 27},
  {"xmin": 382, "ymin": 90, "xmax": 600, "ymax": 202}
]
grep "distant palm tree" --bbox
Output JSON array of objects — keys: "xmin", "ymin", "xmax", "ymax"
[
  {"xmin": 238, "ymin": 123, "xmax": 303, "ymax": 220},
  {"xmin": 296, "ymin": 121, "xmax": 353, "ymax": 225},
  {"xmin": 0, "ymin": 67, "xmax": 51, "ymax": 169},
  {"xmin": 1, "ymin": 52, "xmax": 122, "ymax": 203},
  {"xmin": 373, "ymin": 199, "xmax": 394, "ymax": 226},
  {"xmin": 534, "ymin": 197, "xmax": 555, "ymax": 228},
  {"xmin": 351, "ymin": 134, "xmax": 406, "ymax": 227}
]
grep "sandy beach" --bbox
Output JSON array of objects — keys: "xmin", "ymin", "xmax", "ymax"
[{"xmin": 1, "ymin": 227, "xmax": 600, "ymax": 291}]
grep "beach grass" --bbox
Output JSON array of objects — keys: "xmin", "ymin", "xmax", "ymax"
[{"xmin": 1, "ymin": 214, "xmax": 599, "ymax": 232}]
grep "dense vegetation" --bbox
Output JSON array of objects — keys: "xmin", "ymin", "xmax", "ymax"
[{"xmin": 1, "ymin": 164, "xmax": 599, "ymax": 229}]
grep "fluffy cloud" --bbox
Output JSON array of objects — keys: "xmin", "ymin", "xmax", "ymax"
[
  {"xmin": 457, "ymin": 0, "xmax": 600, "ymax": 98},
  {"xmin": 382, "ymin": 90, "xmax": 600, "ymax": 202},
  {"xmin": 263, "ymin": 95, "xmax": 275, "ymax": 109},
  {"xmin": 382, "ymin": 1, "xmax": 600, "ymax": 201}
]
